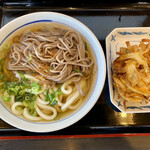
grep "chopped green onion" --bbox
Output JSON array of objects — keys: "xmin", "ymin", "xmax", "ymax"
[
  {"xmin": 27, "ymin": 107, "xmax": 37, "ymax": 116},
  {"xmin": 15, "ymin": 86, "xmax": 20, "ymax": 91},
  {"xmin": 25, "ymin": 96, "xmax": 29, "ymax": 101},
  {"xmin": 28, "ymin": 54, "xmax": 32, "ymax": 63},
  {"xmin": 23, "ymin": 100, "xmax": 30, "ymax": 107},
  {"xmin": 0, "ymin": 72, "xmax": 40, "ymax": 110},
  {"xmin": 2, "ymin": 94, "xmax": 11, "ymax": 101},
  {"xmin": 19, "ymin": 85, "xmax": 24, "ymax": 90},
  {"xmin": 45, "ymin": 85, "xmax": 63, "ymax": 106},
  {"xmin": 32, "ymin": 110, "xmax": 37, "ymax": 116},
  {"xmin": 7, "ymin": 88, "xmax": 17, "ymax": 95},
  {"xmin": 16, "ymin": 95, "xmax": 24, "ymax": 102},
  {"xmin": 30, "ymin": 101, "xmax": 35, "ymax": 107},
  {"xmin": 2, "ymin": 96, "xmax": 10, "ymax": 101},
  {"xmin": 45, "ymin": 89, "xmax": 49, "ymax": 101},
  {"xmin": 56, "ymin": 91, "xmax": 63, "ymax": 96},
  {"xmin": 49, "ymin": 93, "xmax": 54, "ymax": 101},
  {"xmin": 2, "ymin": 42, "xmax": 10, "ymax": 50},
  {"xmin": 30, "ymin": 81, "xmax": 41, "ymax": 94},
  {"xmin": 0, "ymin": 58, "xmax": 5, "ymax": 73},
  {"xmin": 31, "ymin": 109, "xmax": 38, "ymax": 116},
  {"xmin": 84, "ymin": 41, "xmax": 88, "ymax": 51},
  {"xmin": 54, "ymin": 84, "xmax": 63, "ymax": 93},
  {"xmin": 25, "ymin": 83, "xmax": 42, "ymax": 95},
  {"xmin": 16, "ymin": 106, "xmax": 23, "ymax": 111},
  {"xmin": 23, "ymin": 100, "xmax": 35, "ymax": 109},
  {"xmin": 19, "ymin": 90, "xmax": 25, "ymax": 96},
  {"xmin": 17, "ymin": 72, "xmax": 26, "ymax": 80},
  {"xmin": 73, "ymin": 67, "xmax": 82, "ymax": 74},
  {"xmin": 50, "ymin": 100, "xmax": 58, "ymax": 106}
]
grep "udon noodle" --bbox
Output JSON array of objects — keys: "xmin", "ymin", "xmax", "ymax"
[{"xmin": 0, "ymin": 22, "xmax": 96, "ymax": 122}]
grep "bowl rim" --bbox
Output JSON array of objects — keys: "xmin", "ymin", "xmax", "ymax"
[{"xmin": 0, "ymin": 11, "xmax": 106, "ymax": 132}]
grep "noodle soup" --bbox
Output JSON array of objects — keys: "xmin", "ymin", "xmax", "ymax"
[{"xmin": 0, "ymin": 22, "xmax": 97, "ymax": 122}]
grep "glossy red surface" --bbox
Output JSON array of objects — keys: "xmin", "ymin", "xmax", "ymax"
[{"xmin": 1, "ymin": 133, "xmax": 150, "ymax": 140}]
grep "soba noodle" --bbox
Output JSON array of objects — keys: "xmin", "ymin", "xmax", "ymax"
[{"xmin": 0, "ymin": 23, "xmax": 96, "ymax": 122}]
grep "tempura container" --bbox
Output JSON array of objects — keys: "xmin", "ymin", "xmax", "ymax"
[{"xmin": 106, "ymin": 27, "xmax": 150, "ymax": 113}]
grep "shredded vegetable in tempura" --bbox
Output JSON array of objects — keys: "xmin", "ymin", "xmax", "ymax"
[{"xmin": 113, "ymin": 39, "xmax": 150, "ymax": 105}]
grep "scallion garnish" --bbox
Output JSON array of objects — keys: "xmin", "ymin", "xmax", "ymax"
[
  {"xmin": 19, "ymin": 90, "xmax": 25, "ymax": 95},
  {"xmin": 0, "ymin": 58, "xmax": 9, "ymax": 82},
  {"xmin": 2, "ymin": 42, "xmax": 10, "ymax": 50},
  {"xmin": 84, "ymin": 41, "xmax": 88, "ymax": 51},
  {"xmin": 16, "ymin": 106, "xmax": 23, "ymax": 111},
  {"xmin": 2, "ymin": 94, "xmax": 11, "ymax": 101},
  {"xmin": 45, "ymin": 89, "xmax": 49, "ymax": 101},
  {"xmin": 0, "ymin": 73, "xmax": 40, "ymax": 117},
  {"xmin": 17, "ymin": 71, "xmax": 26, "ymax": 81},
  {"xmin": 27, "ymin": 107, "xmax": 37, "ymax": 116},
  {"xmin": 50, "ymin": 100, "xmax": 58, "ymax": 106},
  {"xmin": 25, "ymin": 95, "xmax": 29, "ymax": 101},
  {"xmin": 45, "ymin": 86, "xmax": 63, "ymax": 106},
  {"xmin": 73, "ymin": 67, "xmax": 82, "ymax": 74},
  {"xmin": 24, "ymin": 80, "xmax": 42, "ymax": 95},
  {"xmin": 49, "ymin": 93, "xmax": 54, "ymax": 102},
  {"xmin": 28, "ymin": 54, "xmax": 32, "ymax": 63},
  {"xmin": 7, "ymin": 87, "xmax": 17, "ymax": 95},
  {"xmin": 0, "ymin": 58, "xmax": 5, "ymax": 73}
]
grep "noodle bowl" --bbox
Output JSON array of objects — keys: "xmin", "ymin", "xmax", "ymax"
[
  {"xmin": 0, "ymin": 22, "xmax": 95, "ymax": 122},
  {"xmin": 0, "ymin": 12, "xmax": 106, "ymax": 132}
]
